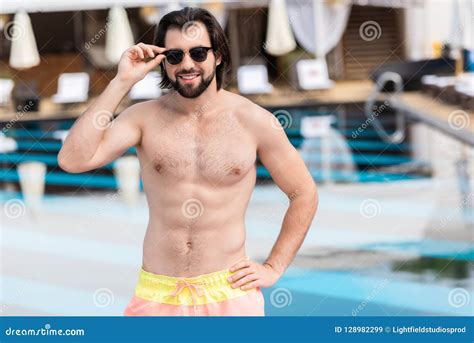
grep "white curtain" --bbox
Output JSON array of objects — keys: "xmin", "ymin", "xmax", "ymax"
[
  {"xmin": 404, "ymin": 0, "xmax": 472, "ymax": 60},
  {"xmin": 404, "ymin": 5, "xmax": 427, "ymax": 61},
  {"xmin": 264, "ymin": 0, "xmax": 297, "ymax": 56},
  {"xmin": 450, "ymin": 0, "xmax": 473, "ymax": 51},
  {"xmin": 286, "ymin": 0, "xmax": 351, "ymax": 57}
]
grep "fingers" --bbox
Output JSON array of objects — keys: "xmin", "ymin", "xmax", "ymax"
[
  {"xmin": 229, "ymin": 256, "xmax": 250, "ymax": 273},
  {"xmin": 149, "ymin": 45, "xmax": 166, "ymax": 54},
  {"xmin": 129, "ymin": 43, "xmax": 165, "ymax": 61},
  {"xmin": 228, "ymin": 257, "xmax": 258, "ymax": 290},
  {"xmin": 241, "ymin": 280, "xmax": 259, "ymax": 291},
  {"xmin": 145, "ymin": 53, "xmax": 166, "ymax": 70},
  {"xmin": 230, "ymin": 273, "xmax": 258, "ymax": 289},
  {"xmin": 130, "ymin": 45, "xmax": 144, "ymax": 59},
  {"xmin": 139, "ymin": 43, "xmax": 153, "ymax": 58},
  {"xmin": 228, "ymin": 267, "xmax": 253, "ymax": 284}
]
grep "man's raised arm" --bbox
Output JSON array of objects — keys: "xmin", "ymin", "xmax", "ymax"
[{"xmin": 58, "ymin": 43, "xmax": 165, "ymax": 173}]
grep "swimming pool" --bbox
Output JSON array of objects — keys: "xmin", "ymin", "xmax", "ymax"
[
  {"xmin": 264, "ymin": 254, "xmax": 473, "ymax": 316},
  {"xmin": 1, "ymin": 179, "xmax": 472, "ymax": 317}
]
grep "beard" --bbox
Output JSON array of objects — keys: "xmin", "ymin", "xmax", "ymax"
[{"xmin": 170, "ymin": 69, "xmax": 215, "ymax": 99}]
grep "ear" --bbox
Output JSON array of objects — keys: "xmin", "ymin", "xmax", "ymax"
[{"xmin": 215, "ymin": 52, "xmax": 222, "ymax": 66}]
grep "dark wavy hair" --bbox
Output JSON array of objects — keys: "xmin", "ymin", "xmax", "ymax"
[{"xmin": 153, "ymin": 7, "xmax": 231, "ymax": 90}]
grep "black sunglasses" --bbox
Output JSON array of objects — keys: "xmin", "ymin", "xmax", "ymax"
[{"xmin": 162, "ymin": 46, "xmax": 213, "ymax": 65}]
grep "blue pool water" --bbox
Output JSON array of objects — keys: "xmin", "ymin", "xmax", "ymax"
[
  {"xmin": 263, "ymin": 241, "xmax": 473, "ymax": 316},
  {"xmin": 264, "ymin": 257, "xmax": 473, "ymax": 316},
  {"xmin": 1, "ymin": 190, "xmax": 472, "ymax": 317}
]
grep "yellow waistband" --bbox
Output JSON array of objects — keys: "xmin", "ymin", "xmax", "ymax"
[{"xmin": 135, "ymin": 267, "xmax": 256, "ymax": 306}]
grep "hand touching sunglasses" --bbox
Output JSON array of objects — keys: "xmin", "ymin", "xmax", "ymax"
[{"xmin": 162, "ymin": 46, "xmax": 214, "ymax": 65}]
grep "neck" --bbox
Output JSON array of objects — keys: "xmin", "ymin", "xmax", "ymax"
[{"xmin": 171, "ymin": 77, "xmax": 220, "ymax": 116}]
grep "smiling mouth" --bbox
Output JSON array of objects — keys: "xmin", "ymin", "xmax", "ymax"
[{"xmin": 178, "ymin": 73, "xmax": 200, "ymax": 81}]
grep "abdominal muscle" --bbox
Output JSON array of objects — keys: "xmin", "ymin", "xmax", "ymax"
[
  {"xmin": 139, "ymin": 167, "xmax": 256, "ymax": 278},
  {"xmin": 142, "ymin": 217, "xmax": 247, "ymax": 278}
]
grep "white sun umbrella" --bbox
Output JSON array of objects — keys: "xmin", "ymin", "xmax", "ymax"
[
  {"xmin": 264, "ymin": 0, "xmax": 296, "ymax": 56},
  {"xmin": 8, "ymin": 10, "xmax": 40, "ymax": 69},
  {"xmin": 105, "ymin": 6, "xmax": 135, "ymax": 65}
]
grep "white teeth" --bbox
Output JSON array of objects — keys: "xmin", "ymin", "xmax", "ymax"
[{"xmin": 180, "ymin": 74, "xmax": 199, "ymax": 80}]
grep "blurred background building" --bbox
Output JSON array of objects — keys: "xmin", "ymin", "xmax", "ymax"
[{"xmin": 0, "ymin": 0, "xmax": 473, "ymax": 316}]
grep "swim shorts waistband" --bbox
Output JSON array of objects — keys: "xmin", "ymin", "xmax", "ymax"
[{"xmin": 134, "ymin": 267, "xmax": 257, "ymax": 306}]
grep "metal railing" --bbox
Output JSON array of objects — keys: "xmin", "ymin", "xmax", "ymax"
[{"xmin": 364, "ymin": 71, "xmax": 406, "ymax": 144}]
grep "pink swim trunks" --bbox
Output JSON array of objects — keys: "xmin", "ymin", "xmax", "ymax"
[{"xmin": 124, "ymin": 267, "xmax": 265, "ymax": 316}]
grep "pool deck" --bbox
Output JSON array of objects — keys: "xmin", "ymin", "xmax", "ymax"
[{"xmin": 1, "ymin": 178, "xmax": 472, "ymax": 316}]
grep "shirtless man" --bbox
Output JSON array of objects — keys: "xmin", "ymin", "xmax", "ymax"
[{"xmin": 58, "ymin": 7, "xmax": 318, "ymax": 316}]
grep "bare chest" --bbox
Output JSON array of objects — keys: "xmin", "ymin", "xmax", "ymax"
[{"xmin": 141, "ymin": 113, "xmax": 256, "ymax": 183}]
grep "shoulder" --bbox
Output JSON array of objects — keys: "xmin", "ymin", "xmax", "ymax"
[
  {"xmin": 223, "ymin": 91, "xmax": 274, "ymax": 129},
  {"xmin": 117, "ymin": 97, "xmax": 167, "ymax": 125},
  {"xmin": 223, "ymin": 91, "xmax": 293, "ymax": 151},
  {"xmin": 123, "ymin": 98, "xmax": 165, "ymax": 115}
]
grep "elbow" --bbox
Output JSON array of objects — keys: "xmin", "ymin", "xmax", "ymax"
[
  {"xmin": 290, "ymin": 182, "xmax": 319, "ymax": 208},
  {"xmin": 307, "ymin": 181, "xmax": 319, "ymax": 210}
]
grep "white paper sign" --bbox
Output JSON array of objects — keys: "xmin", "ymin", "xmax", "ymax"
[
  {"xmin": 52, "ymin": 72, "xmax": 90, "ymax": 103},
  {"xmin": 296, "ymin": 58, "xmax": 334, "ymax": 90},
  {"xmin": 237, "ymin": 65, "xmax": 273, "ymax": 94},
  {"xmin": 301, "ymin": 116, "xmax": 334, "ymax": 138}
]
